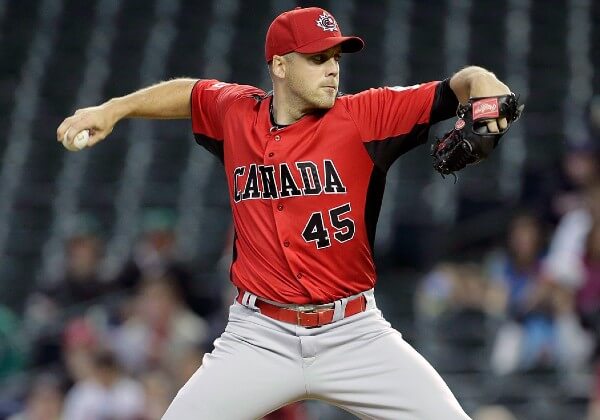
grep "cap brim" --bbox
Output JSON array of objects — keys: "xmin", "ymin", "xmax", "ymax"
[{"xmin": 295, "ymin": 36, "xmax": 364, "ymax": 55}]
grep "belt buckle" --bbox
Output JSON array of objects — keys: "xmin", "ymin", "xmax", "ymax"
[
  {"xmin": 296, "ymin": 305, "xmax": 335, "ymax": 328},
  {"xmin": 296, "ymin": 304, "xmax": 317, "ymax": 312},
  {"xmin": 296, "ymin": 305, "xmax": 314, "ymax": 327}
]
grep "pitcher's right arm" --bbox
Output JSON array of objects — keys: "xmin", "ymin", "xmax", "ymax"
[{"xmin": 56, "ymin": 78, "xmax": 198, "ymax": 149}]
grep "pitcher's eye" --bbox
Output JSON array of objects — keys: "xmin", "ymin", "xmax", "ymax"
[{"xmin": 311, "ymin": 55, "xmax": 326, "ymax": 63}]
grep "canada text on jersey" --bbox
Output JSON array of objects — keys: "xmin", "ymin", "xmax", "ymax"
[{"xmin": 233, "ymin": 159, "xmax": 347, "ymax": 202}]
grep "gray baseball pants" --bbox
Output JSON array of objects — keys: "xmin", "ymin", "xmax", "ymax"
[{"xmin": 162, "ymin": 290, "xmax": 471, "ymax": 420}]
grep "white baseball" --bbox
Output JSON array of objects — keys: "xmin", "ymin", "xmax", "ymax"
[{"xmin": 73, "ymin": 130, "xmax": 90, "ymax": 149}]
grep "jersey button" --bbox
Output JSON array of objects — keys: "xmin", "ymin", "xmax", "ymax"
[
  {"xmin": 283, "ymin": 240, "xmax": 290, "ymax": 247},
  {"xmin": 277, "ymin": 204, "xmax": 284, "ymax": 211},
  {"xmin": 274, "ymin": 135, "xmax": 281, "ymax": 142},
  {"xmin": 268, "ymin": 152, "xmax": 274, "ymax": 157},
  {"xmin": 296, "ymin": 273, "xmax": 303, "ymax": 279}
]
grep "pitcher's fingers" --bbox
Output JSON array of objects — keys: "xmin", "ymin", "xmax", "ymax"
[
  {"xmin": 63, "ymin": 127, "xmax": 73, "ymax": 144},
  {"xmin": 486, "ymin": 120, "xmax": 500, "ymax": 133},
  {"xmin": 57, "ymin": 114, "xmax": 84, "ymax": 142},
  {"xmin": 499, "ymin": 117, "xmax": 508, "ymax": 131},
  {"xmin": 87, "ymin": 129, "xmax": 110, "ymax": 146},
  {"xmin": 87, "ymin": 132, "xmax": 101, "ymax": 146},
  {"xmin": 63, "ymin": 120, "xmax": 91, "ymax": 144},
  {"xmin": 57, "ymin": 119, "xmax": 72, "ymax": 142}
]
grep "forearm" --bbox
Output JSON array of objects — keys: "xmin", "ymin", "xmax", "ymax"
[
  {"xmin": 104, "ymin": 78, "xmax": 198, "ymax": 122},
  {"xmin": 449, "ymin": 66, "xmax": 510, "ymax": 104},
  {"xmin": 57, "ymin": 78, "xmax": 199, "ymax": 148}
]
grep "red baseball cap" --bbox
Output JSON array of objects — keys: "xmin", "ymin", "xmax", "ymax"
[{"xmin": 265, "ymin": 7, "xmax": 364, "ymax": 62}]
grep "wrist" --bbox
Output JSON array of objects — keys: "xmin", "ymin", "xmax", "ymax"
[{"xmin": 103, "ymin": 97, "xmax": 132, "ymax": 123}]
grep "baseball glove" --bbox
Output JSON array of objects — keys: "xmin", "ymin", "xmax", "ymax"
[{"xmin": 431, "ymin": 93, "xmax": 524, "ymax": 178}]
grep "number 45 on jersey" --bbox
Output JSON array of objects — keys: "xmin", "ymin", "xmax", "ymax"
[{"xmin": 302, "ymin": 203, "xmax": 355, "ymax": 249}]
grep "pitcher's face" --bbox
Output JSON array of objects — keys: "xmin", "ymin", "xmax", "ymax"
[{"xmin": 283, "ymin": 46, "xmax": 341, "ymax": 110}]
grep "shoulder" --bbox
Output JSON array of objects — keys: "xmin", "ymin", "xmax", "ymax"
[
  {"xmin": 194, "ymin": 80, "xmax": 265, "ymax": 102},
  {"xmin": 336, "ymin": 82, "xmax": 441, "ymax": 109}
]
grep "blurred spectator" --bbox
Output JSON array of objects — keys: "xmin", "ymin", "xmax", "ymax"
[
  {"xmin": 113, "ymin": 208, "xmax": 220, "ymax": 318},
  {"xmin": 62, "ymin": 318, "xmax": 99, "ymax": 385},
  {"xmin": 575, "ymin": 185, "xmax": 600, "ymax": 331},
  {"xmin": 485, "ymin": 211, "xmax": 546, "ymax": 318},
  {"xmin": 0, "ymin": 305, "xmax": 27, "ymax": 379},
  {"xmin": 62, "ymin": 349, "xmax": 144, "ymax": 420},
  {"xmin": 544, "ymin": 184, "xmax": 600, "ymax": 344},
  {"xmin": 114, "ymin": 208, "xmax": 184, "ymax": 291},
  {"xmin": 416, "ymin": 263, "xmax": 457, "ymax": 320},
  {"xmin": 416, "ymin": 263, "xmax": 494, "ymax": 373},
  {"xmin": 110, "ymin": 271, "xmax": 209, "ymax": 377},
  {"xmin": 552, "ymin": 140, "xmax": 600, "ymax": 219},
  {"xmin": 544, "ymin": 192, "xmax": 594, "ymax": 290},
  {"xmin": 7, "ymin": 373, "xmax": 64, "ymax": 420},
  {"xmin": 589, "ymin": 363, "xmax": 600, "ymax": 420},
  {"xmin": 24, "ymin": 214, "xmax": 109, "ymax": 368},
  {"xmin": 575, "ymin": 185, "xmax": 600, "ymax": 420},
  {"xmin": 44, "ymin": 213, "xmax": 107, "ymax": 306},
  {"xmin": 488, "ymin": 209, "xmax": 594, "ymax": 374},
  {"xmin": 171, "ymin": 344, "xmax": 205, "ymax": 390},
  {"xmin": 485, "ymin": 211, "xmax": 555, "ymax": 374},
  {"xmin": 138, "ymin": 369, "xmax": 175, "ymax": 420},
  {"xmin": 489, "ymin": 283, "xmax": 559, "ymax": 375},
  {"xmin": 416, "ymin": 262, "xmax": 497, "ymax": 320},
  {"xmin": 472, "ymin": 405, "xmax": 517, "ymax": 420}
]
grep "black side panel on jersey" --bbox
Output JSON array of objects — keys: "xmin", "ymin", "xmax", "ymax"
[
  {"xmin": 362, "ymin": 124, "xmax": 431, "ymax": 172},
  {"xmin": 362, "ymin": 79, "xmax": 459, "ymax": 172},
  {"xmin": 364, "ymin": 165, "xmax": 387, "ymax": 255},
  {"xmin": 195, "ymin": 134, "xmax": 224, "ymax": 163},
  {"xmin": 230, "ymin": 230, "xmax": 238, "ymax": 283},
  {"xmin": 430, "ymin": 78, "xmax": 459, "ymax": 124}
]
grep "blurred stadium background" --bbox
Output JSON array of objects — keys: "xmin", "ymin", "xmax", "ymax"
[{"xmin": 0, "ymin": 0, "xmax": 599, "ymax": 419}]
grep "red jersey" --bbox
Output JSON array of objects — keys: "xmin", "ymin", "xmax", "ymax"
[{"xmin": 191, "ymin": 79, "xmax": 457, "ymax": 304}]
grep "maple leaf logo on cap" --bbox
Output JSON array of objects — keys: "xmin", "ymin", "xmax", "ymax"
[{"xmin": 315, "ymin": 11, "xmax": 338, "ymax": 32}]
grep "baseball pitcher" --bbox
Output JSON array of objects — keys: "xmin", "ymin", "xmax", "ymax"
[{"xmin": 57, "ymin": 7, "xmax": 523, "ymax": 420}]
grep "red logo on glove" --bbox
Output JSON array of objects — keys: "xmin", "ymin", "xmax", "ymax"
[
  {"xmin": 472, "ymin": 98, "xmax": 499, "ymax": 120},
  {"xmin": 455, "ymin": 119, "xmax": 466, "ymax": 130}
]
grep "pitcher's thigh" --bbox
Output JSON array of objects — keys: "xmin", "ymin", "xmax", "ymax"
[
  {"xmin": 162, "ymin": 330, "xmax": 305, "ymax": 420},
  {"xmin": 314, "ymin": 330, "xmax": 471, "ymax": 420}
]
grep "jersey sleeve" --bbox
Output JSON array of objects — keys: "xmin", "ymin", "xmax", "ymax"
[
  {"xmin": 190, "ymin": 79, "xmax": 261, "ymax": 140},
  {"xmin": 342, "ymin": 79, "xmax": 458, "ymax": 171}
]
